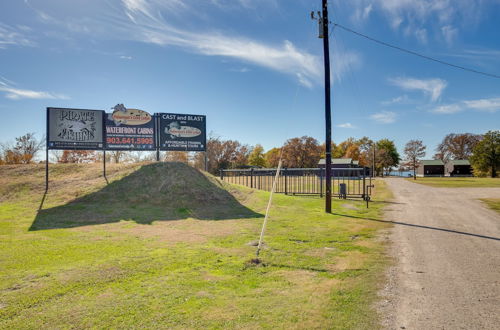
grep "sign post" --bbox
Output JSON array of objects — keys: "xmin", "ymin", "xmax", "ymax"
[{"xmin": 46, "ymin": 107, "xmax": 106, "ymax": 189}]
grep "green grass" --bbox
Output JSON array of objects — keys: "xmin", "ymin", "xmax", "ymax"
[
  {"xmin": 480, "ymin": 198, "xmax": 500, "ymax": 214},
  {"xmin": 0, "ymin": 163, "xmax": 392, "ymax": 329},
  {"xmin": 406, "ymin": 177, "xmax": 500, "ymax": 188}
]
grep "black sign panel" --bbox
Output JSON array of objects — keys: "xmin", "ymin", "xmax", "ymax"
[
  {"xmin": 158, "ymin": 113, "xmax": 206, "ymax": 151},
  {"xmin": 47, "ymin": 107, "xmax": 104, "ymax": 150},
  {"xmin": 105, "ymin": 108, "xmax": 156, "ymax": 150}
]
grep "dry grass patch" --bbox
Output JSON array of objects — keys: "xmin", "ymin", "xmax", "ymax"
[{"xmin": 105, "ymin": 219, "xmax": 252, "ymax": 244}]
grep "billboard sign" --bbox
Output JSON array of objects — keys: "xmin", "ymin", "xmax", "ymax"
[
  {"xmin": 47, "ymin": 107, "xmax": 104, "ymax": 150},
  {"xmin": 105, "ymin": 104, "xmax": 156, "ymax": 150},
  {"xmin": 158, "ymin": 113, "xmax": 206, "ymax": 151}
]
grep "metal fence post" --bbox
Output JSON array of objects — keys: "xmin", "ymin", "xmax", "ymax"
[
  {"xmin": 319, "ymin": 168, "xmax": 323, "ymax": 198},
  {"xmin": 250, "ymin": 168, "xmax": 254, "ymax": 189},
  {"xmin": 220, "ymin": 169, "xmax": 224, "ymax": 181},
  {"xmin": 362, "ymin": 167, "xmax": 366, "ymax": 199},
  {"xmin": 284, "ymin": 167, "xmax": 288, "ymax": 195}
]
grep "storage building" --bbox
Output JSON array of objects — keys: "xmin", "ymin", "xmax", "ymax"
[{"xmin": 416, "ymin": 159, "xmax": 445, "ymax": 177}]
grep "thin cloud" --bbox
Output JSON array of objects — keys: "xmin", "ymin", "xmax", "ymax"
[
  {"xmin": 370, "ymin": 111, "xmax": 396, "ymax": 124},
  {"xmin": 351, "ymin": 3, "xmax": 373, "ymax": 23},
  {"xmin": 0, "ymin": 77, "xmax": 69, "ymax": 100},
  {"xmin": 22, "ymin": 0, "xmax": 360, "ymax": 87},
  {"xmin": 381, "ymin": 95, "xmax": 409, "ymax": 105},
  {"xmin": 337, "ymin": 123, "xmax": 356, "ymax": 128},
  {"xmin": 119, "ymin": 55, "xmax": 133, "ymax": 60},
  {"xmin": 441, "ymin": 25, "xmax": 458, "ymax": 46},
  {"xmin": 432, "ymin": 97, "xmax": 500, "ymax": 114},
  {"xmin": 463, "ymin": 98, "xmax": 500, "ymax": 112},
  {"xmin": 413, "ymin": 28, "xmax": 428, "ymax": 44},
  {"xmin": 389, "ymin": 77, "xmax": 447, "ymax": 102},
  {"xmin": 342, "ymin": 0, "xmax": 496, "ymax": 45},
  {"xmin": 0, "ymin": 22, "xmax": 36, "ymax": 49},
  {"xmin": 118, "ymin": 1, "xmax": 323, "ymax": 87},
  {"xmin": 230, "ymin": 67, "xmax": 250, "ymax": 73},
  {"xmin": 433, "ymin": 104, "xmax": 462, "ymax": 114}
]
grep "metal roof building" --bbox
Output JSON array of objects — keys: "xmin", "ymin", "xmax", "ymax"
[
  {"xmin": 445, "ymin": 159, "xmax": 472, "ymax": 176},
  {"xmin": 416, "ymin": 159, "xmax": 445, "ymax": 177}
]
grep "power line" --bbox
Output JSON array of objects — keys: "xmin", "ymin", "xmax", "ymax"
[{"xmin": 333, "ymin": 22, "xmax": 500, "ymax": 79}]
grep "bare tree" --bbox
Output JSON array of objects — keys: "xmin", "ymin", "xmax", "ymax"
[
  {"xmin": 0, "ymin": 133, "xmax": 44, "ymax": 164},
  {"xmin": 165, "ymin": 151, "xmax": 189, "ymax": 163},
  {"xmin": 109, "ymin": 151, "xmax": 125, "ymax": 163},
  {"xmin": 50, "ymin": 150, "xmax": 63, "ymax": 163},
  {"xmin": 404, "ymin": 140, "xmax": 426, "ymax": 180},
  {"xmin": 200, "ymin": 136, "xmax": 251, "ymax": 174},
  {"xmin": 435, "ymin": 133, "xmax": 482, "ymax": 161},
  {"xmin": 59, "ymin": 150, "xmax": 97, "ymax": 163}
]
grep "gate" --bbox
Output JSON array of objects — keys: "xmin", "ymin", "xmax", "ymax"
[{"xmin": 220, "ymin": 167, "xmax": 373, "ymax": 206}]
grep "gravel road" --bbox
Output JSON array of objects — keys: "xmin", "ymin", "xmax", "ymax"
[{"xmin": 378, "ymin": 178, "xmax": 500, "ymax": 330}]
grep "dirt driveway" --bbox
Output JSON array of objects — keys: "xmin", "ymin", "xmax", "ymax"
[{"xmin": 379, "ymin": 178, "xmax": 500, "ymax": 329}]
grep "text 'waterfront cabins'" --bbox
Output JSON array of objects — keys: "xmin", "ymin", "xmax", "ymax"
[
  {"xmin": 445, "ymin": 159, "xmax": 472, "ymax": 176},
  {"xmin": 416, "ymin": 159, "xmax": 445, "ymax": 177}
]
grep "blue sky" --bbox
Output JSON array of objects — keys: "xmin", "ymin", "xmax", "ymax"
[{"xmin": 1, "ymin": 0, "xmax": 499, "ymax": 158}]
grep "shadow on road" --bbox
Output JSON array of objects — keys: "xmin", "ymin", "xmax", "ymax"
[{"xmin": 332, "ymin": 213, "xmax": 500, "ymax": 242}]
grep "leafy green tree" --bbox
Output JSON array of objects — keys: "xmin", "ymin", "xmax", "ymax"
[
  {"xmin": 320, "ymin": 142, "xmax": 343, "ymax": 158},
  {"xmin": 264, "ymin": 148, "xmax": 281, "ymax": 168},
  {"xmin": 470, "ymin": 130, "xmax": 500, "ymax": 178},
  {"xmin": 376, "ymin": 139, "xmax": 400, "ymax": 176},
  {"xmin": 248, "ymin": 144, "xmax": 266, "ymax": 167}
]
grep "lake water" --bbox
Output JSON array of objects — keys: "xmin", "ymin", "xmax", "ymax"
[{"xmin": 387, "ymin": 171, "xmax": 413, "ymax": 177}]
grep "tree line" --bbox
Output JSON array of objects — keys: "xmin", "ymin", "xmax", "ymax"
[
  {"xmin": 1, "ymin": 130, "xmax": 499, "ymax": 177},
  {"xmin": 403, "ymin": 131, "xmax": 499, "ymax": 178}
]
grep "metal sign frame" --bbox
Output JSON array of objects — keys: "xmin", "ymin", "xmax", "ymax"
[{"xmin": 44, "ymin": 108, "xmax": 208, "ymax": 192}]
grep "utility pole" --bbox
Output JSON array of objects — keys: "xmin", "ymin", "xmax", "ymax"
[
  {"xmin": 372, "ymin": 143, "xmax": 376, "ymax": 178},
  {"xmin": 313, "ymin": 0, "xmax": 332, "ymax": 213}
]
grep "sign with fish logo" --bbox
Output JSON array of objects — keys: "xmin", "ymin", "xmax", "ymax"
[
  {"xmin": 105, "ymin": 104, "xmax": 156, "ymax": 150},
  {"xmin": 158, "ymin": 113, "xmax": 206, "ymax": 151},
  {"xmin": 109, "ymin": 104, "xmax": 152, "ymax": 126},
  {"xmin": 47, "ymin": 107, "xmax": 104, "ymax": 150}
]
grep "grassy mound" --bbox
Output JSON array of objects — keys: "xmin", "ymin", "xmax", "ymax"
[{"xmin": 31, "ymin": 162, "xmax": 260, "ymax": 230}]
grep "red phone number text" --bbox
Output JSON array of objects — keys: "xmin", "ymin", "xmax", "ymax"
[{"xmin": 107, "ymin": 137, "xmax": 154, "ymax": 145}]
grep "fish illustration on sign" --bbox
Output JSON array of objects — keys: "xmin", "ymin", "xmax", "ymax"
[
  {"xmin": 165, "ymin": 121, "xmax": 201, "ymax": 139},
  {"xmin": 109, "ymin": 104, "xmax": 152, "ymax": 126}
]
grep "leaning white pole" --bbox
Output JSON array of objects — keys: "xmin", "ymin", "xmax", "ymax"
[{"xmin": 256, "ymin": 158, "xmax": 283, "ymax": 257}]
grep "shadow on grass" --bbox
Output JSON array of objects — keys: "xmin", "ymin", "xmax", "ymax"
[
  {"xmin": 31, "ymin": 163, "xmax": 262, "ymax": 231},
  {"xmin": 332, "ymin": 213, "xmax": 500, "ymax": 242},
  {"xmin": 369, "ymin": 200, "xmax": 406, "ymax": 205}
]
